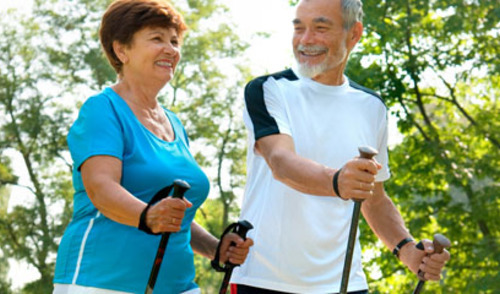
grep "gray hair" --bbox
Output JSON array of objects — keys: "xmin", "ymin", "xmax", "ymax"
[{"xmin": 342, "ymin": 0, "xmax": 364, "ymax": 29}]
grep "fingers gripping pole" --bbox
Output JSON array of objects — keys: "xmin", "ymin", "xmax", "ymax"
[
  {"xmin": 339, "ymin": 146, "xmax": 378, "ymax": 294},
  {"xmin": 218, "ymin": 220, "xmax": 254, "ymax": 294},
  {"xmin": 145, "ymin": 179, "xmax": 190, "ymax": 294},
  {"xmin": 412, "ymin": 234, "xmax": 451, "ymax": 294}
]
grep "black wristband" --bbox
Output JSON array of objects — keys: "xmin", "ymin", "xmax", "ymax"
[
  {"xmin": 138, "ymin": 184, "xmax": 174, "ymax": 235},
  {"xmin": 332, "ymin": 168, "xmax": 345, "ymax": 200},
  {"xmin": 393, "ymin": 237, "xmax": 414, "ymax": 258},
  {"xmin": 138, "ymin": 204, "xmax": 161, "ymax": 235}
]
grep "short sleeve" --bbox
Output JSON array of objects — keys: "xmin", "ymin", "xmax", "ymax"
[
  {"xmin": 375, "ymin": 110, "xmax": 391, "ymax": 182},
  {"xmin": 67, "ymin": 95, "xmax": 124, "ymax": 170},
  {"xmin": 244, "ymin": 76, "xmax": 291, "ymax": 141}
]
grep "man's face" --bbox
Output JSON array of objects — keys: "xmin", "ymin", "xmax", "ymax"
[{"xmin": 292, "ymin": 0, "xmax": 350, "ymax": 80}]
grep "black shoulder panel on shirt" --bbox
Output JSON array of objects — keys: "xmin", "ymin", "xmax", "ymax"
[
  {"xmin": 348, "ymin": 79, "xmax": 385, "ymax": 106},
  {"xmin": 245, "ymin": 69, "xmax": 298, "ymax": 141}
]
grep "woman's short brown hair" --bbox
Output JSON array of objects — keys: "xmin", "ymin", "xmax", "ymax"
[{"xmin": 99, "ymin": 0, "xmax": 187, "ymax": 74}]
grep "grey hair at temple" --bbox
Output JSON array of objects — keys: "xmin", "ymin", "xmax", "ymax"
[{"xmin": 342, "ymin": 0, "xmax": 364, "ymax": 29}]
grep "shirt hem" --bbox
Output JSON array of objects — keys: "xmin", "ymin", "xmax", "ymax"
[{"xmin": 231, "ymin": 276, "xmax": 368, "ymax": 294}]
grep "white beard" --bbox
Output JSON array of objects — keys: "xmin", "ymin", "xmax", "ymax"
[
  {"xmin": 296, "ymin": 60, "xmax": 329, "ymax": 79},
  {"xmin": 295, "ymin": 44, "xmax": 330, "ymax": 79}
]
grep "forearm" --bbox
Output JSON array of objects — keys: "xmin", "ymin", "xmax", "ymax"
[
  {"xmin": 81, "ymin": 156, "xmax": 146, "ymax": 227},
  {"xmin": 190, "ymin": 221, "xmax": 218, "ymax": 259},
  {"xmin": 257, "ymin": 135, "xmax": 336, "ymax": 196},
  {"xmin": 87, "ymin": 180, "xmax": 145, "ymax": 227},
  {"xmin": 270, "ymin": 151, "xmax": 336, "ymax": 196},
  {"xmin": 361, "ymin": 183, "xmax": 413, "ymax": 250}
]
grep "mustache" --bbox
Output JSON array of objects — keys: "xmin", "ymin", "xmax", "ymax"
[{"xmin": 297, "ymin": 44, "xmax": 328, "ymax": 53}]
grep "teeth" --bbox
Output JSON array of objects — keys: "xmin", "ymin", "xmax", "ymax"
[
  {"xmin": 301, "ymin": 51, "xmax": 323, "ymax": 56},
  {"xmin": 156, "ymin": 61, "xmax": 172, "ymax": 67},
  {"xmin": 297, "ymin": 45, "xmax": 327, "ymax": 56}
]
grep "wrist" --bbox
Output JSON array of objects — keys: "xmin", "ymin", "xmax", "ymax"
[
  {"xmin": 332, "ymin": 168, "xmax": 346, "ymax": 200},
  {"xmin": 392, "ymin": 237, "xmax": 414, "ymax": 259},
  {"xmin": 138, "ymin": 204, "xmax": 159, "ymax": 235}
]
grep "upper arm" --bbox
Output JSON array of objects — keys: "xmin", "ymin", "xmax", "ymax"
[
  {"xmin": 255, "ymin": 134, "xmax": 295, "ymax": 165},
  {"xmin": 81, "ymin": 155, "xmax": 122, "ymax": 200},
  {"xmin": 68, "ymin": 96, "xmax": 124, "ymax": 171},
  {"xmin": 244, "ymin": 76, "xmax": 291, "ymax": 142}
]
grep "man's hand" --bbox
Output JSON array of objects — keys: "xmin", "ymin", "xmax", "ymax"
[
  {"xmin": 399, "ymin": 239, "xmax": 451, "ymax": 281},
  {"xmin": 337, "ymin": 157, "xmax": 382, "ymax": 200}
]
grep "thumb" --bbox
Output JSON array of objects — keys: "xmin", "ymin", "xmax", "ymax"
[
  {"xmin": 421, "ymin": 239, "xmax": 435, "ymax": 254},
  {"xmin": 183, "ymin": 198, "xmax": 193, "ymax": 208}
]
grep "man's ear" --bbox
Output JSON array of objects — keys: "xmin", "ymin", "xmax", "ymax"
[
  {"xmin": 112, "ymin": 41, "xmax": 129, "ymax": 64},
  {"xmin": 347, "ymin": 21, "xmax": 363, "ymax": 50}
]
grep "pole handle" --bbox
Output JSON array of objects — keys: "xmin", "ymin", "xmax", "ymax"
[
  {"xmin": 432, "ymin": 233, "xmax": 451, "ymax": 254},
  {"xmin": 358, "ymin": 146, "xmax": 378, "ymax": 160},
  {"xmin": 226, "ymin": 220, "xmax": 254, "ymax": 267},
  {"xmin": 172, "ymin": 179, "xmax": 190, "ymax": 199}
]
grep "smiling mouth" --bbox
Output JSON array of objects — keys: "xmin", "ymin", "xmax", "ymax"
[
  {"xmin": 297, "ymin": 45, "xmax": 328, "ymax": 57},
  {"xmin": 300, "ymin": 51, "xmax": 326, "ymax": 57},
  {"xmin": 155, "ymin": 61, "xmax": 173, "ymax": 67}
]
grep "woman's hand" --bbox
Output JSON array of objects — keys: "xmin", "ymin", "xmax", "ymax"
[
  {"xmin": 218, "ymin": 233, "xmax": 254, "ymax": 265},
  {"xmin": 146, "ymin": 197, "xmax": 192, "ymax": 234}
]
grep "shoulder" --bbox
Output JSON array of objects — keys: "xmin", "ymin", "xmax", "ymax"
[
  {"xmin": 79, "ymin": 88, "xmax": 116, "ymax": 114},
  {"xmin": 245, "ymin": 69, "xmax": 299, "ymax": 95},
  {"xmin": 347, "ymin": 79, "xmax": 385, "ymax": 107}
]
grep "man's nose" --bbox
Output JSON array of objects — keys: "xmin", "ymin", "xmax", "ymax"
[{"xmin": 299, "ymin": 28, "xmax": 316, "ymax": 45}]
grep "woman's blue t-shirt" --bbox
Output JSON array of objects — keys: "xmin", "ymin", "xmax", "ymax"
[{"xmin": 54, "ymin": 87, "xmax": 210, "ymax": 293}]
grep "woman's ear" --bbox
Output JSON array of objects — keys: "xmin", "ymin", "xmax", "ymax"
[{"xmin": 112, "ymin": 41, "xmax": 129, "ymax": 64}]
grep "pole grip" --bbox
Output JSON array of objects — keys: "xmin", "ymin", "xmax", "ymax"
[
  {"xmin": 432, "ymin": 233, "xmax": 451, "ymax": 254},
  {"xmin": 172, "ymin": 179, "xmax": 190, "ymax": 199},
  {"xmin": 233, "ymin": 220, "xmax": 253, "ymax": 240},
  {"xmin": 358, "ymin": 146, "xmax": 378, "ymax": 160}
]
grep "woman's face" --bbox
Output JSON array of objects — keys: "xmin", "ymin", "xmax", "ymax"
[{"xmin": 120, "ymin": 26, "xmax": 181, "ymax": 85}]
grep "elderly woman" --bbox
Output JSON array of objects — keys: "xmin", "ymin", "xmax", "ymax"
[{"xmin": 52, "ymin": 0, "xmax": 253, "ymax": 293}]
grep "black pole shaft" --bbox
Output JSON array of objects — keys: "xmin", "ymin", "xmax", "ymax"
[
  {"xmin": 145, "ymin": 180, "xmax": 190, "ymax": 294},
  {"xmin": 339, "ymin": 201, "xmax": 362, "ymax": 294},
  {"xmin": 412, "ymin": 281, "xmax": 425, "ymax": 294}
]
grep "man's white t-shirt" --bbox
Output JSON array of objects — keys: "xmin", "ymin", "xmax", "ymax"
[{"xmin": 231, "ymin": 68, "xmax": 390, "ymax": 293}]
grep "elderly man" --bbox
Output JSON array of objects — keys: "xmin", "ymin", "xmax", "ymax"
[{"xmin": 230, "ymin": 0, "xmax": 450, "ymax": 293}]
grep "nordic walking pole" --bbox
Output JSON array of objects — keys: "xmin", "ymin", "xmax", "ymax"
[
  {"xmin": 218, "ymin": 220, "xmax": 254, "ymax": 294},
  {"xmin": 339, "ymin": 146, "xmax": 378, "ymax": 294},
  {"xmin": 412, "ymin": 234, "xmax": 451, "ymax": 294},
  {"xmin": 145, "ymin": 179, "xmax": 190, "ymax": 294}
]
